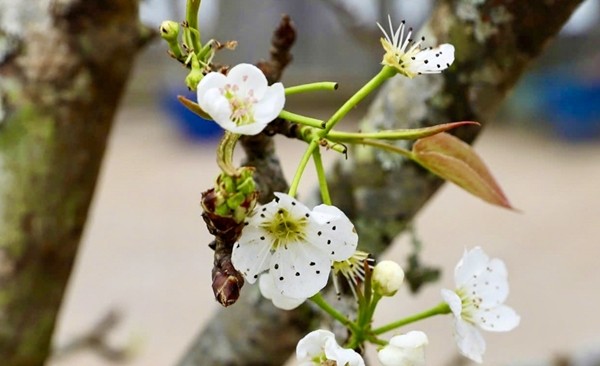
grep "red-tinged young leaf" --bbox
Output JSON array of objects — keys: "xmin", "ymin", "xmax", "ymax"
[
  {"xmin": 412, "ymin": 133, "xmax": 512, "ymax": 209},
  {"xmin": 177, "ymin": 95, "xmax": 211, "ymax": 120}
]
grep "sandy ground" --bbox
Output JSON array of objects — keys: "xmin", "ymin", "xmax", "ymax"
[{"xmin": 48, "ymin": 94, "xmax": 600, "ymax": 366}]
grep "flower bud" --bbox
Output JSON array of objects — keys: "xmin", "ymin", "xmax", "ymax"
[
  {"xmin": 372, "ymin": 260, "xmax": 405, "ymax": 297},
  {"xmin": 202, "ymin": 168, "xmax": 258, "ymax": 225},
  {"xmin": 185, "ymin": 67, "xmax": 204, "ymax": 91},
  {"xmin": 159, "ymin": 21, "xmax": 180, "ymax": 42},
  {"xmin": 378, "ymin": 331, "xmax": 428, "ymax": 366}
]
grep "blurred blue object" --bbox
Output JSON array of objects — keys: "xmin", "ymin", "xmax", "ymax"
[
  {"xmin": 538, "ymin": 72, "xmax": 600, "ymax": 141},
  {"xmin": 161, "ymin": 88, "xmax": 222, "ymax": 140}
]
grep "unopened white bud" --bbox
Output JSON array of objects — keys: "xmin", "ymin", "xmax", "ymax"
[
  {"xmin": 372, "ymin": 260, "xmax": 404, "ymax": 296},
  {"xmin": 378, "ymin": 331, "xmax": 428, "ymax": 366}
]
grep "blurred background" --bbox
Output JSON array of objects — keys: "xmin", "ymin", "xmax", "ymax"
[{"xmin": 48, "ymin": 0, "xmax": 600, "ymax": 365}]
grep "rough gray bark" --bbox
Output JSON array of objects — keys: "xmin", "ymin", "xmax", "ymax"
[
  {"xmin": 0, "ymin": 1, "xmax": 147, "ymax": 365},
  {"xmin": 178, "ymin": 0, "xmax": 584, "ymax": 365}
]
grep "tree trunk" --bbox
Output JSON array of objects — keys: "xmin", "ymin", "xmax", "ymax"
[
  {"xmin": 0, "ymin": 1, "xmax": 145, "ymax": 364},
  {"xmin": 177, "ymin": 0, "xmax": 584, "ymax": 365}
]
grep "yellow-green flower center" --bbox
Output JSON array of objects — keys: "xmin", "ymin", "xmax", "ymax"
[
  {"xmin": 261, "ymin": 208, "xmax": 307, "ymax": 250},
  {"xmin": 311, "ymin": 354, "xmax": 336, "ymax": 365},
  {"xmin": 455, "ymin": 287, "xmax": 481, "ymax": 324},
  {"xmin": 381, "ymin": 38, "xmax": 421, "ymax": 78},
  {"xmin": 332, "ymin": 251, "xmax": 369, "ymax": 281},
  {"xmin": 223, "ymin": 85, "xmax": 256, "ymax": 126}
]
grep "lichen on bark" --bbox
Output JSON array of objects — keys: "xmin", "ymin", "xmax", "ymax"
[{"xmin": 0, "ymin": 1, "xmax": 147, "ymax": 364}]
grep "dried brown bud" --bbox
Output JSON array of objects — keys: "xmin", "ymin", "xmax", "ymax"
[{"xmin": 211, "ymin": 237, "xmax": 245, "ymax": 306}]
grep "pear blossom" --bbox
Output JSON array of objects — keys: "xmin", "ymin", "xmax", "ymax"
[
  {"xmin": 372, "ymin": 260, "xmax": 405, "ymax": 297},
  {"xmin": 196, "ymin": 63, "xmax": 285, "ymax": 135},
  {"xmin": 296, "ymin": 329, "xmax": 365, "ymax": 366},
  {"xmin": 231, "ymin": 192, "xmax": 358, "ymax": 299},
  {"xmin": 377, "ymin": 15, "xmax": 455, "ymax": 78},
  {"xmin": 441, "ymin": 247, "xmax": 520, "ymax": 363},
  {"xmin": 378, "ymin": 331, "xmax": 428, "ymax": 366}
]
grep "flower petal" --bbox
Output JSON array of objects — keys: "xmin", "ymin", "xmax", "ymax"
[
  {"xmin": 225, "ymin": 120, "xmax": 269, "ymax": 135},
  {"xmin": 258, "ymin": 273, "xmax": 306, "ymax": 310},
  {"xmin": 454, "ymin": 247, "xmax": 490, "ymax": 287},
  {"xmin": 274, "ymin": 192, "xmax": 312, "ymax": 218},
  {"xmin": 324, "ymin": 338, "xmax": 365, "ymax": 366},
  {"xmin": 453, "ymin": 318, "xmax": 486, "ymax": 364},
  {"xmin": 231, "ymin": 224, "xmax": 271, "ymax": 284},
  {"xmin": 253, "ymin": 82, "xmax": 285, "ymax": 123},
  {"xmin": 307, "ymin": 204, "xmax": 358, "ymax": 261},
  {"xmin": 378, "ymin": 346, "xmax": 409, "ymax": 366},
  {"xmin": 408, "ymin": 44, "xmax": 455, "ymax": 74},
  {"xmin": 227, "ymin": 63, "xmax": 268, "ymax": 99},
  {"xmin": 441, "ymin": 289, "xmax": 463, "ymax": 319},
  {"xmin": 296, "ymin": 329, "xmax": 335, "ymax": 361},
  {"xmin": 199, "ymin": 88, "xmax": 233, "ymax": 126},
  {"xmin": 475, "ymin": 305, "xmax": 520, "ymax": 332},
  {"xmin": 197, "ymin": 71, "xmax": 227, "ymax": 102},
  {"xmin": 389, "ymin": 330, "xmax": 429, "ymax": 348},
  {"xmin": 379, "ymin": 331, "xmax": 428, "ymax": 366},
  {"xmin": 310, "ymin": 204, "xmax": 347, "ymax": 225},
  {"xmin": 270, "ymin": 241, "xmax": 331, "ymax": 298},
  {"xmin": 464, "ymin": 258, "xmax": 509, "ymax": 307},
  {"xmin": 251, "ymin": 198, "xmax": 281, "ymax": 222}
]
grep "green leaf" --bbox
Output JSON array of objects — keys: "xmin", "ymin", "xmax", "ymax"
[{"xmin": 412, "ymin": 133, "xmax": 512, "ymax": 209}]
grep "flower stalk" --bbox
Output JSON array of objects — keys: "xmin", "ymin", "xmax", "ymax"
[
  {"xmin": 373, "ymin": 302, "xmax": 451, "ymax": 335},
  {"xmin": 216, "ymin": 132, "xmax": 240, "ymax": 176},
  {"xmin": 322, "ymin": 66, "xmax": 396, "ymax": 134},
  {"xmin": 288, "ymin": 139, "xmax": 319, "ymax": 197},
  {"xmin": 184, "ymin": 0, "xmax": 202, "ymax": 52},
  {"xmin": 279, "ymin": 110, "xmax": 325, "ymax": 129},
  {"xmin": 285, "ymin": 82, "xmax": 338, "ymax": 96},
  {"xmin": 310, "ymin": 293, "xmax": 359, "ymax": 332},
  {"xmin": 312, "ymin": 148, "xmax": 331, "ymax": 205}
]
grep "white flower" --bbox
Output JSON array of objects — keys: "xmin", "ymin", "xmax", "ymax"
[
  {"xmin": 297, "ymin": 329, "xmax": 365, "ymax": 366},
  {"xmin": 378, "ymin": 331, "xmax": 428, "ymax": 366},
  {"xmin": 377, "ymin": 15, "xmax": 455, "ymax": 78},
  {"xmin": 372, "ymin": 260, "xmax": 405, "ymax": 297},
  {"xmin": 196, "ymin": 63, "xmax": 285, "ymax": 135},
  {"xmin": 231, "ymin": 192, "xmax": 358, "ymax": 299},
  {"xmin": 258, "ymin": 273, "xmax": 306, "ymax": 310},
  {"xmin": 441, "ymin": 247, "xmax": 520, "ymax": 363}
]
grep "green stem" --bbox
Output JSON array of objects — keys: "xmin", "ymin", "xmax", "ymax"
[
  {"xmin": 285, "ymin": 82, "xmax": 338, "ymax": 96},
  {"xmin": 347, "ymin": 139, "xmax": 414, "ymax": 159},
  {"xmin": 312, "ymin": 148, "xmax": 331, "ymax": 205},
  {"xmin": 366, "ymin": 293, "xmax": 382, "ymax": 326},
  {"xmin": 197, "ymin": 39, "xmax": 214, "ymax": 61},
  {"xmin": 372, "ymin": 302, "xmax": 451, "ymax": 335},
  {"xmin": 321, "ymin": 66, "xmax": 396, "ymax": 135},
  {"xmin": 279, "ymin": 110, "xmax": 325, "ymax": 129},
  {"xmin": 365, "ymin": 334, "xmax": 387, "ymax": 346},
  {"xmin": 288, "ymin": 139, "xmax": 318, "ymax": 197},
  {"xmin": 216, "ymin": 132, "xmax": 240, "ymax": 176},
  {"xmin": 310, "ymin": 293, "xmax": 359, "ymax": 332},
  {"xmin": 185, "ymin": 0, "xmax": 202, "ymax": 51}
]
